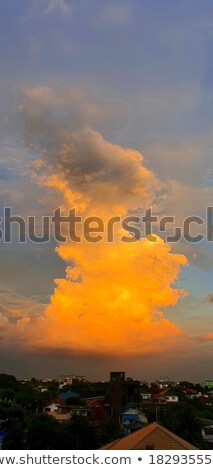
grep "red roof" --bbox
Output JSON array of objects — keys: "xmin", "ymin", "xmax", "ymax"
[
  {"xmin": 185, "ymin": 389, "xmax": 197, "ymax": 395},
  {"xmin": 87, "ymin": 398, "xmax": 107, "ymax": 421},
  {"xmin": 198, "ymin": 395, "xmax": 212, "ymax": 403},
  {"xmin": 100, "ymin": 422, "xmax": 197, "ymax": 450},
  {"xmin": 44, "ymin": 398, "xmax": 67, "ymax": 408},
  {"xmin": 152, "ymin": 390, "xmax": 167, "ymax": 400}
]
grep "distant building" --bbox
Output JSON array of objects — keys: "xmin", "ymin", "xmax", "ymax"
[
  {"xmin": 42, "ymin": 378, "xmax": 54, "ymax": 383},
  {"xmin": 154, "ymin": 378, "xmax": 175, "ymax": 389},
  {"xmin": 59, "ymin": 375, "xmax": 86, "ymax": 385}
]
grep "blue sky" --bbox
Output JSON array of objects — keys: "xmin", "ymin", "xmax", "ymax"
[{"xmin": 0, "ymin": 0, "xmax": 213, "ymax": 380}]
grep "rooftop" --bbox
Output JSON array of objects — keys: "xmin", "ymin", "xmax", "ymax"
[{"xmin": 100, "ymin": 422, "xmax": 197, "ymax": 450}]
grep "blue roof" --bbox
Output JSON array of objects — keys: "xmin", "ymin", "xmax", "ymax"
[
  {"xmin": 59, "ymin": 390, "xmax": 80, "ymax": 399},
  {"xmin": 122, "ymin": 414, "xmax": 139, "ymax": 423}
]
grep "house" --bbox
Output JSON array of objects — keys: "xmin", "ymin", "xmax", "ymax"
[
  {"xmin": 69, "ymin": 405, "xmax": 89, "ymax": 418},
  {"xmin": 43, "ymin": 398, "xmax": 70, "ymax": 414},
  {"xmin": 185, "ymin": 388, "xmax": 201, "ymax": 400},
  {"xmin": 152, "ymin": 389, "xmax": 178, "ymax": 404},
  {"xmin": 46, "ymin": 406, "xmax": 89, "ymax": 422},
  {"xmin": 120, "ymin": 404, "xmax": 147, "ymax": 434},
  {"xmin": 100, "ymin": 422, "xmax": 197, "ymax": 450},
  {"xmin": 202, "ymin": 425, "xmax": 213, "ymax": 445},
  {"xmin": 165, "ymin": 390, "xmax": 179, "ymax": 403},
  {"xmin": 152, "ymin": 392, "xmax": 167, "ymax": 404},
  {"xmin": 140, "ymin": 392, "xmax": 152, "ymax": 400},
  {"xmin": 120, "ymin": 404, "xmax": 147, "ymax": 426},
  {"xmin": 43, "ymin": 396, "xmax": 89, "ymax": 417},
  {"xmin": 86, "ymin": 397, "xmax": 107, "ymax": 422},
  {"xmin": 141, "ymin": 393, "xmax": 152, "ymax": 400},
  {"xmin": 197, "ymin": 395, "xmax": 212, "ymax": 406}
]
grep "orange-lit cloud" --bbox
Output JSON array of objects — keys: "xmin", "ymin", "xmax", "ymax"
[
  {"xmin": 199, "ymin": 332, "xmax": 213, "ymax": 341},
  {"xmin": 1, "ymin": 86, "xmax": 188, "ymax": 356},
  {"xmin": 23, "ymin": 236, "xmax": 187, "ymax": 355},
  {"xmin": 36, "ymin": 126, "xmax": 162, "ymax": 218}
]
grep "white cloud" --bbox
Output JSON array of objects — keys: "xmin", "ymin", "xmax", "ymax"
[
  {"xmin": 44, "ymin": 0, "xmax": 71, "ymax": 15},
  {"xmin": 97, "ymin": 3, "xmax": 132, "ymax": 26}
]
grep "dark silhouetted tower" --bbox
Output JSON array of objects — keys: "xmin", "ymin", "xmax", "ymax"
[{"xmin": 109, "ymin": 371, "xmax": 126, "ymax": 420}]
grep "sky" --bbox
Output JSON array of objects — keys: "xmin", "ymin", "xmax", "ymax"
[{"xmin": 0, "ymin": 0, "xmax": 213, "ymax": 382}]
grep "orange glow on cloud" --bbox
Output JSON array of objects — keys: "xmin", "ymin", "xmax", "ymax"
[
  {"xmin": 28, "ymin": 236, "xmax": 187, "ymax": 355},
  {"xmin": 10, "ymin": 87, "xmax": 188, "ymax": 356},
  {"xmin": 200, "ymin": 332, "xmax": 213, "ymax": 341}
]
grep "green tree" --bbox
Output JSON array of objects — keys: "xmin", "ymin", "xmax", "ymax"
[
  {"xmin": 0, "ymin": 374, "xmax": 19, "ymax": 391},
  {"xmin": 65, "ymin": 396, "xmax": 86, "ymax": 406},
  {"xmin": 2, "ymin": 417, "xmax": 26, "ymax": 450},
  {"xmin": 0, "ymin": 388, "xmax": 15, "ymax": 402},
  {"xmin": 65, "ymin": 415, "xmax": 102, "ymax": 449},
  {"xmin": 100, "ymin": 418, "xmax": 124, "ymax": 444},
  {"xmin": 16, "ymin": 386, "xmax": 39, "ymax": 413},
  {"xmin": 176, "ymin": 405, "xmax": 201, "ymax": 445},
  {"xmin": 26, "ymin": 414, "xmax": 61, "ymax": 449},
  {"xmin": 160, "ymin": 404, "xmax": 202, "ymax": 447}
]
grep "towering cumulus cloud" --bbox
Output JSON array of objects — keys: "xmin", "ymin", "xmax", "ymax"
[{"xmin": 17, "ymin": 86, "xmax": 187, "ymax": 355}]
